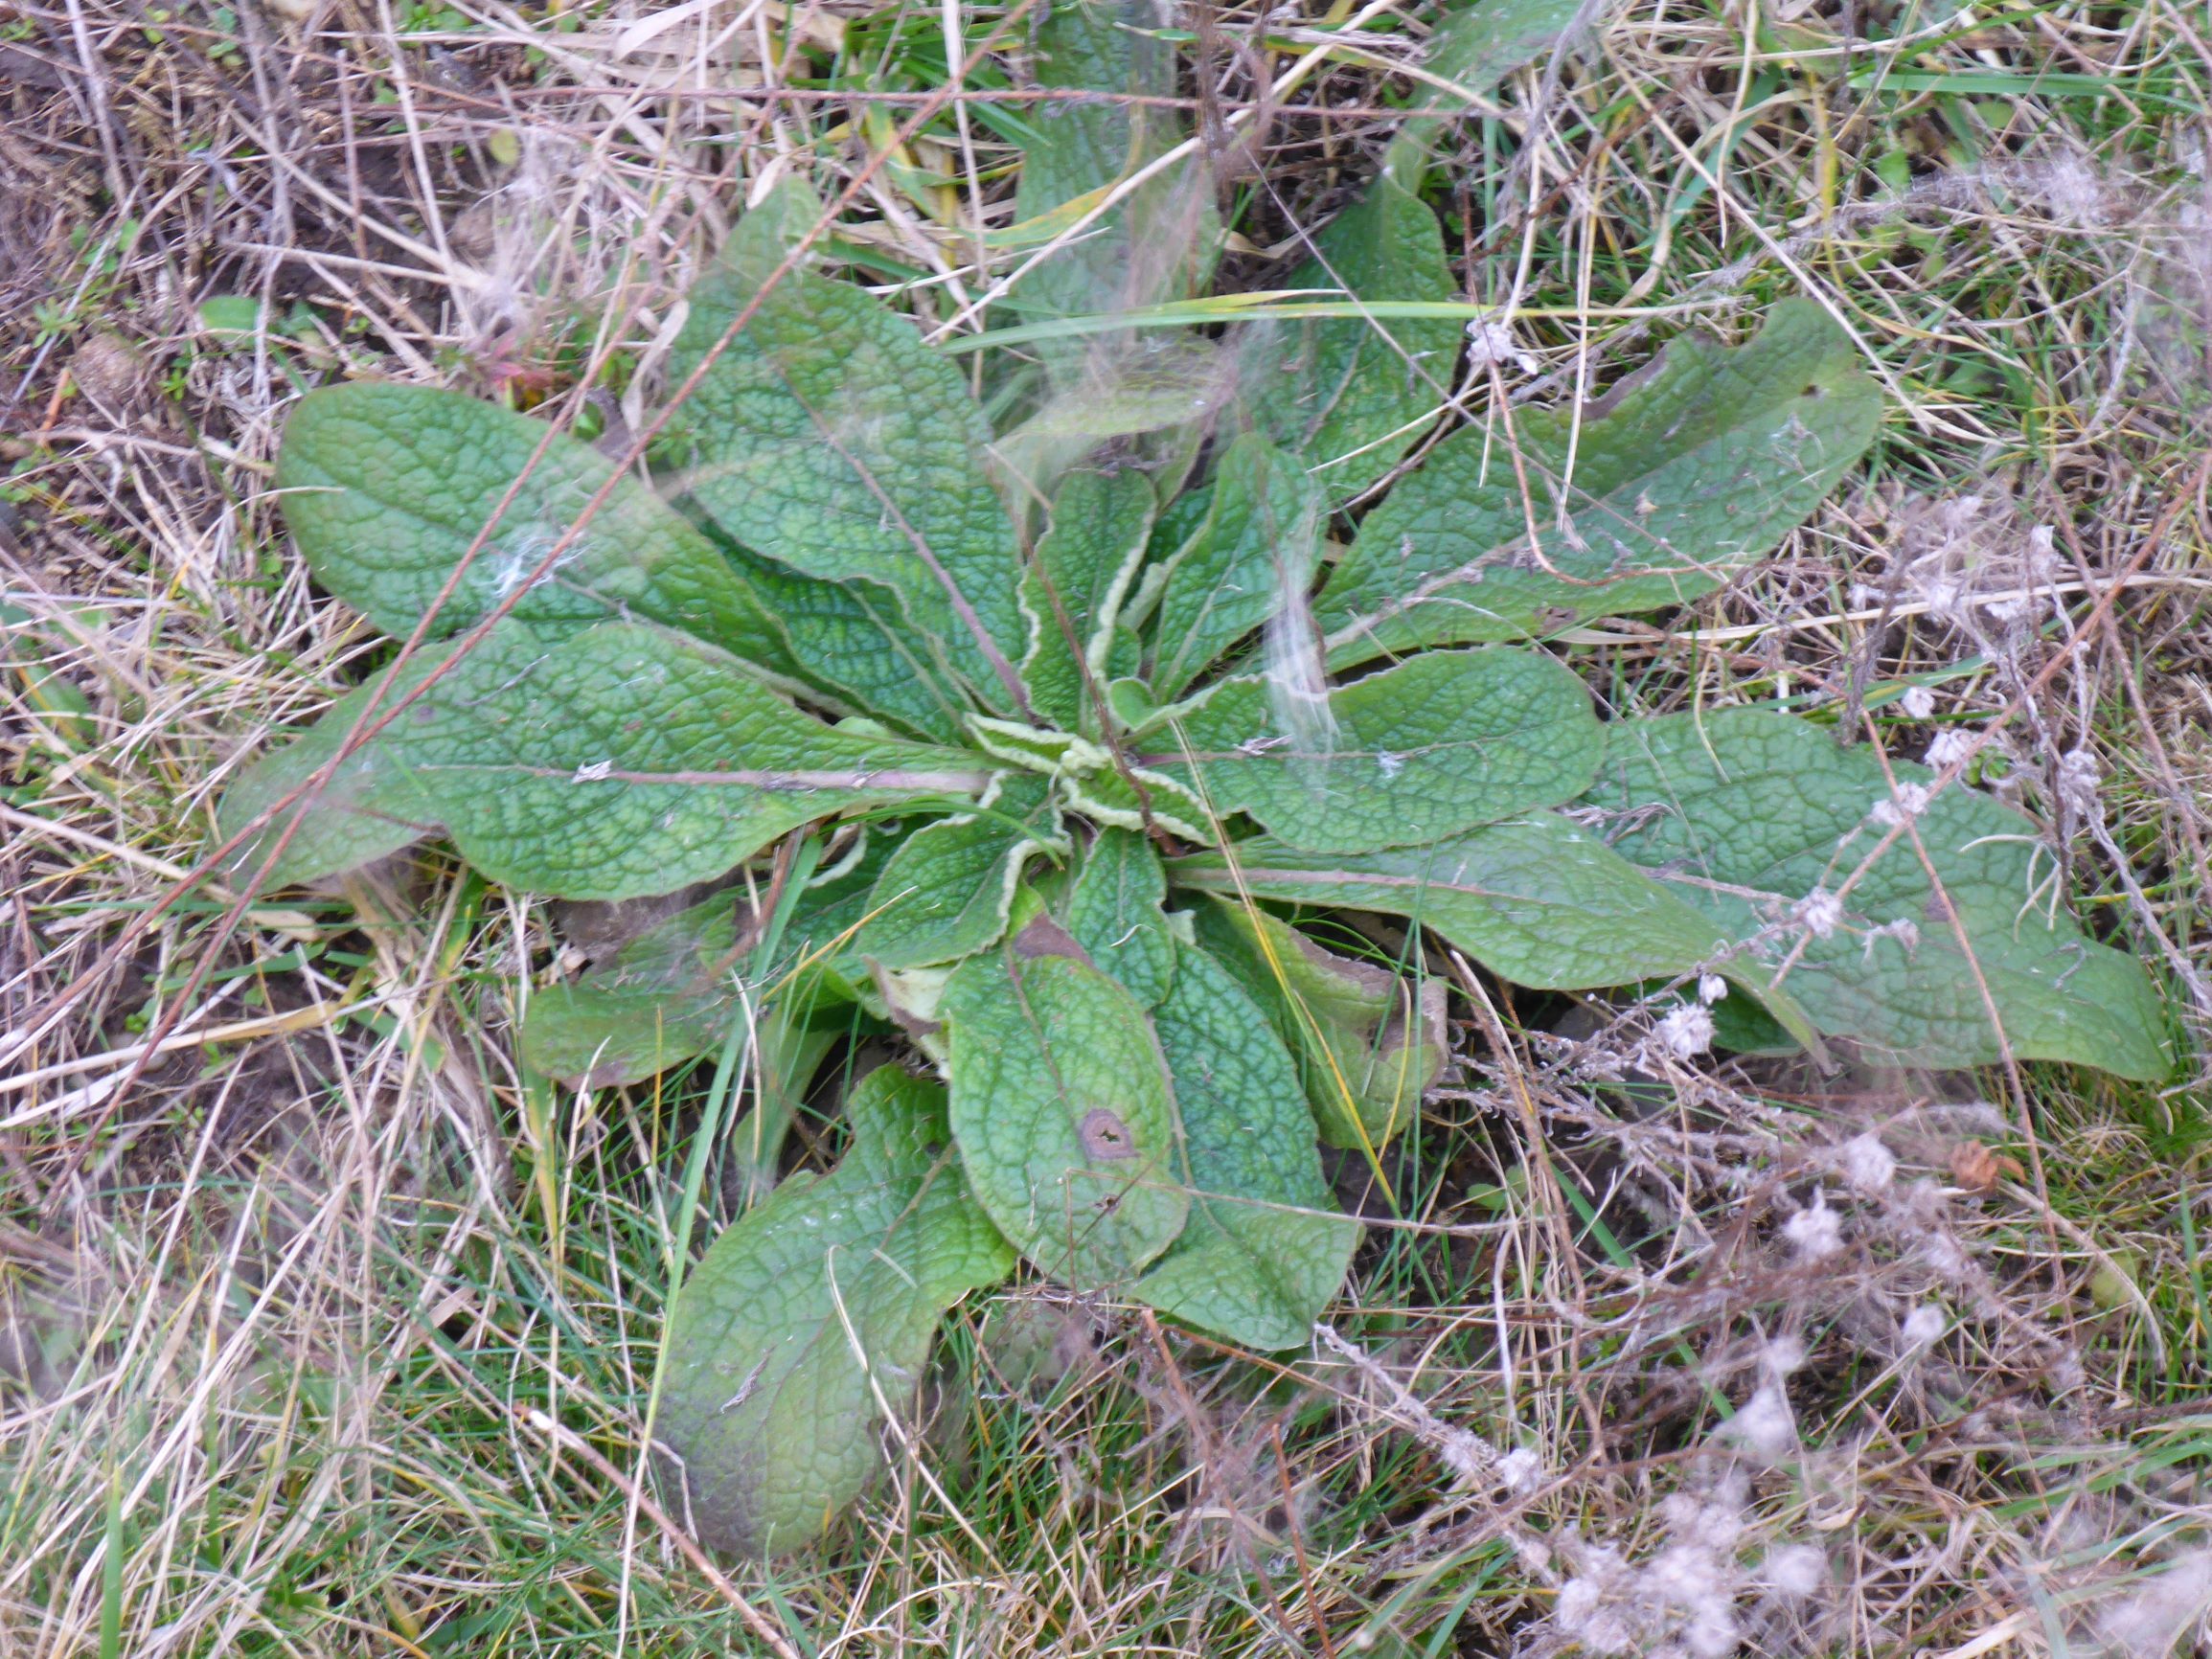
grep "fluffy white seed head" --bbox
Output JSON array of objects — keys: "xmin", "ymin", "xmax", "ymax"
[
  {"xmin": 1761, "ymin": 1543, "xmax": 1830, "ymax": 1600},
  {"xmin": 1794, "ymin": 890, "xmax": 1844, "ymax": 939},
  {"xmin": 1902, "ymin": 1304, "xmax": 1947, "ymax": 1348},
  {"xmin": 1784, "ymin": 1194, "xmax": 1844, "ymax": 1261},
  {"xmin": 1927, "ymin": 727, "xmax": 1978, "ymax": 768},
  {"xmin": 1658, "ymin": 1004, "xmax": 1716, "ymax": 1059},
  {"xmin": 1841, "ymin": 1133, "xmax": 1897, "ymax": 1193}
]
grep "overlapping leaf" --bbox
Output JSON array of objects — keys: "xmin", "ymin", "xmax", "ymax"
[
  {"xmin": 274, "ymin": 382, "xmax": 808, "ymax": 687},
  {"xmin": 221, "ymin": 620, "xmax": 991, "ymax": 899},
  {"xmin": 1130, "ymin": 947, "xmax": 1359, "ymax": 1350},
  {"xmin": 1150, "ymin": 433, "xmax": 1324, "ymax": 700},
  {"xmin": 1020, "ymin": 468, "xmax": 1157, "ymax": 732},
  {"xmin": 1190, "ymin": 898, "xmax": 1447, "ymax": 1151},
  {"xmin": 1580, "ymin": 709, "xmax": 2172, "ymax": 1076},
  {"xmin": 1245, "ymin": 172, "xmax": 1460, "ymax": 503},
  {"xmin": 711, "ymin": 532, "xmax": 973, "ymax": 743},
  {"xmin": 943, "ymin": 919, "xmax": 1190, "ymax": 1285},
  {"xmin": 1382, "ymin": 0, "xmax": 1598, "ymax": 179},
  {"xmin": 1014, "ymin": 0, "xmax": 1214, "ymax": 355},
  {"xmin": 216, "ymin": 653, "xmax": 447, "ymax": 888},
  {"xmin": 1065, "ymin": 828, "xmax": 1176, "ymax": 1007},
  {"xmin": 662, "ymin": 186, "xmax": 1031, "ymax": 713},
  {"xmin": 1172, "ymin": 811, "xmax": 1757, "ymax": 999},
  {"xmin": 1141, "ymin": 648, "xmax": 1603, "ymax": 852},
  {"xmin": 855, "ymin": 776, "xmax": 1065, "ymax": 970},
  {"xmin": 655, "ymin": 1067, "xmax": 1015, "ymax": 1557},
  {"xmin": 519, "ymin": 839, "xmax": 891, "ymax": 1085},
  {"xmin": 1318, "ymin": 302, "xmax": 1882, "ymax": 660}
]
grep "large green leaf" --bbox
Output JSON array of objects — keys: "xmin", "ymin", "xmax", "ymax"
[
  {"xmin": 1130, "ymin": 946, "xmax": 1359, "ymax": 1350},
  {"xmin": 1065, "ymin": 828, "xmax": 1176, "ymax": 1008},
  {"xmin": 1020, "ymin": 467, "xmax": 1157, "ymax": 732},
  {"xmin": 1188, "ymin": 898, "xmax": 1447, "ymax": 1151},
  {"xmin": 663, "ymin": 186, "xmax": 1030, "ymax": 713},
  {"xmin": 1150, "ymin": 432, "xmax": 1325, "ymax": 700},
  {"xmin": 1317, "ymin": 302, "xmax": 1882, "ymax": 661},
  {"xmin": 709, "ymin": 530, "xmax": 972, "ymax": 743},
  {"xmin": 855, "ymin": 776, "xmax": 1066, "ymax": 971},
  {"xmin": 275, "ymin": 383, "xmax": 805, "ymax": 686},
  {"xmin": 1244, "ymin": 172, "xmax": 1459, "ymax": 503},
  {"xmin": 1170, "ymin": 811, "xmax": 1750, "ymax": 994},
  {"xmin": 655, "ymin": 1066, "xmax": 1015, "ymax": 1557},
  {"xmin": 221, "ymin": 620, "xmax": 991, "ymax": 898},
  {"xmin": 942, "ymin": 919, "xmax": 1191, "ymax": 1285},
  {"xmin": 1580, "ymin": 709, "xmax": 2173, "ymax": 1077},
  {"xmin": 1140, "ymin": 648, "xmax": 1603, "ymax": 852}
]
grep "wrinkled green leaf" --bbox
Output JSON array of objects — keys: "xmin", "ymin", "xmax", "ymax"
[
  {"xmin": 1131, "ymin": 946, "xmax": 1359, "ymax": 1349},
  {"xmin": 1318, "ymin": 302, "xmax": 1882, "ymax": 661},
  {"xmin": 856, "ymin": 776, "xmax": 1066, "ymax": 970},
  {"xmin": 276, "ymin": 383, "xmax": 806, "ymax": 686},
  {"xmin": 1245, "ymin": 172, "xmax": 1459, "ymax": 503},
  {"xmin": 943, "ymin": 919, "xmax": 1190, "ymax": 1285},
  {"xmin": 1151, "ymin": 432, "xmax": 1324, "ymax": 700},
  {"xmin": 706, "ymin": 527, "xmax": 972, "ymax": 743},
  {"xmin": 1581, "ymin": 709, "xmax": 2172, "ymax": 1077},
  {"xmin": 221, "ymin": 620, "xmax": 991, "ymax": 898},
  {"xmin": 1021, "ymin": 467, "xmax": 1157, "ymax": 732},
  {"xmin": 656, "ymin": 1066, "xmax": 1015, "ymax": 1557},
  {"xmin": 1141, "ymin": 648, "xmax": 1603, "ymax": 852},
  {"xmin": 664, "ymin": 184, "xmax": 1031, "ymax": 713},
  {"xmin": 1171, "ymin": 810, "xmax": 1755, "ymax": 996},
  {"xmin": 1188, "ymin": 898, "xmax": 1446, "ymax": 1151},
  {"xmin": 1065, "ymin": 828, "xmax": 1176, "ymax": 1007}
]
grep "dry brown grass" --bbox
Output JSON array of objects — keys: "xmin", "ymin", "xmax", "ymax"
[{"xmin": 4, "ymin": 0, "xmax": 2211, "ymax": 1652}]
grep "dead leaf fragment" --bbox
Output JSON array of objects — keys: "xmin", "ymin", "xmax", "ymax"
[{"xmin": 1948, "ymin": 1140, "xmax": 2026, "ymax": 1193}]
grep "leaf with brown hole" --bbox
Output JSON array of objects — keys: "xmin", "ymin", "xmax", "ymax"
[{"xmin": 942, "ymin": 920, "xmax": 1190, "ymax": 1286}]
